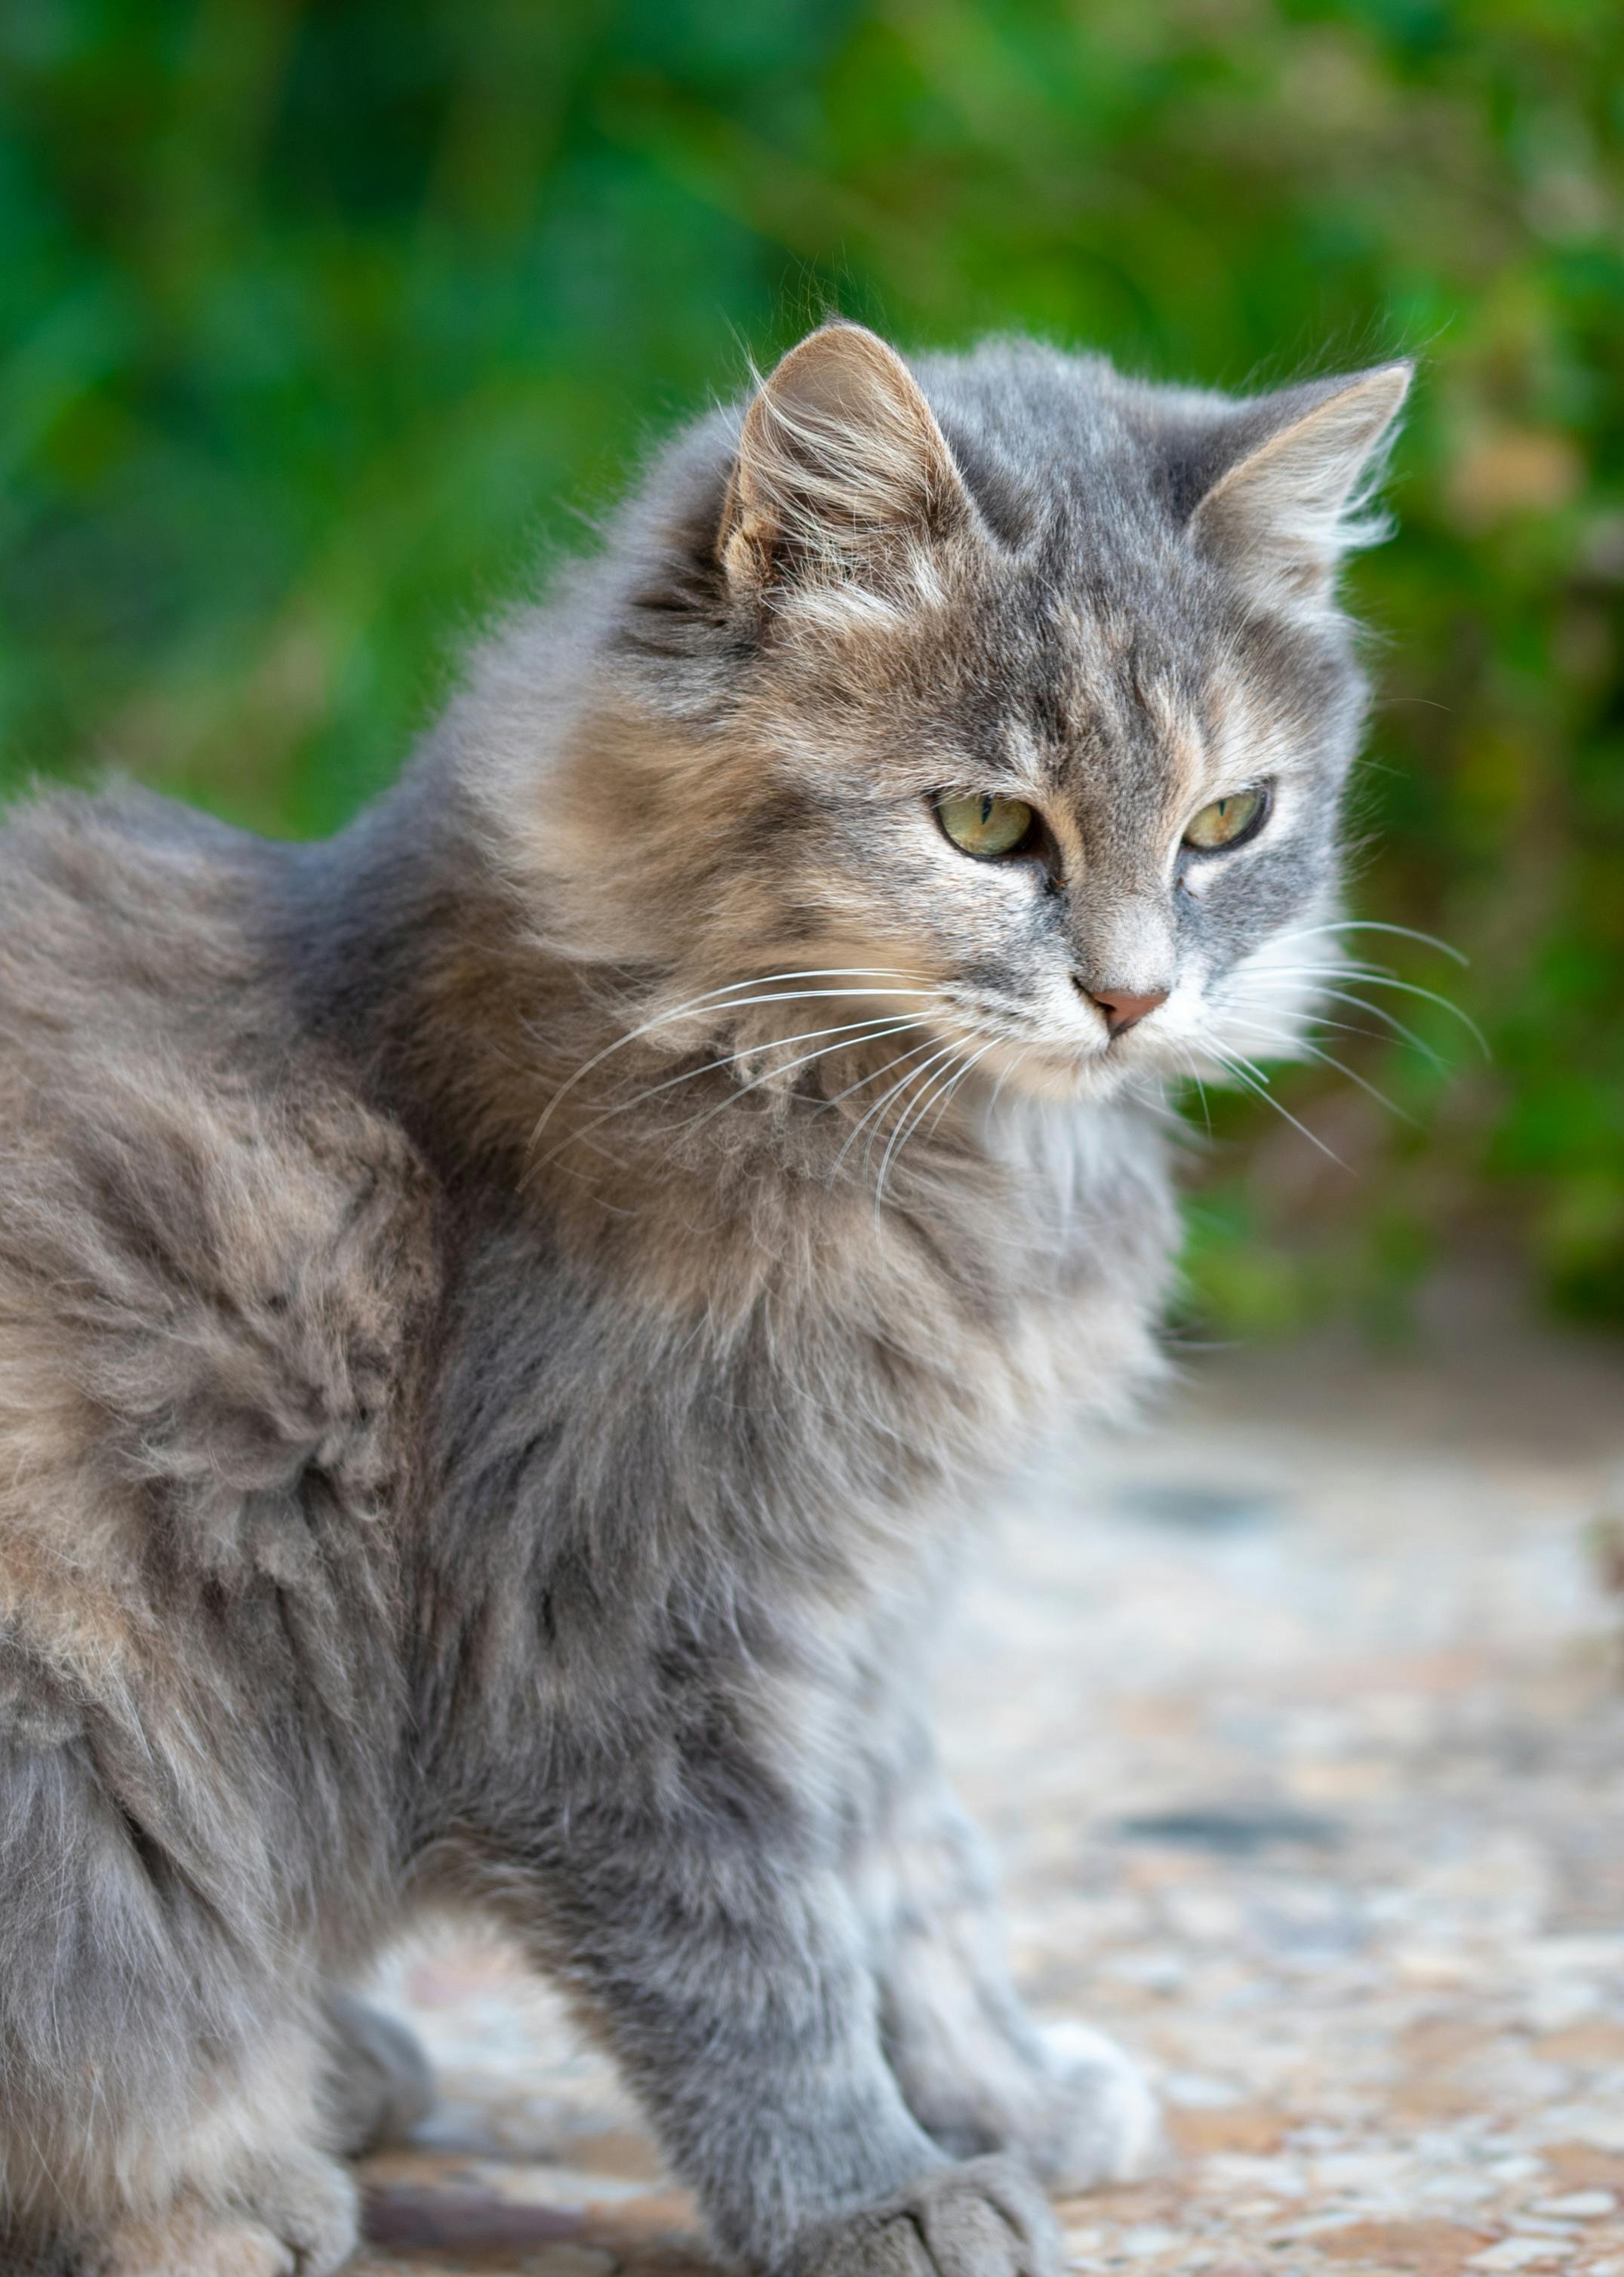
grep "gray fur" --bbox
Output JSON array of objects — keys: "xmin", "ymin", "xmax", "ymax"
[{"xmin": 0, "ymin": 325, "xmax": 1405, "ymax": 2274}]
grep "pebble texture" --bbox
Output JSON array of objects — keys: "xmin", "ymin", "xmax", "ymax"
[{"xmin": 351, "ymin": 1306, "xmax": 1624, "ymax": 2277}]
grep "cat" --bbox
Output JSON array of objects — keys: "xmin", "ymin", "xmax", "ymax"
[{"xmin": 0, "ymin": 320, "xmax": 1407, "ymax": 2277}]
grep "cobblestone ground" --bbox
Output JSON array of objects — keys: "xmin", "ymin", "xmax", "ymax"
[{"xmin": 352, "ymin": 1300, "xmax": 1624, "ymax": 2277}]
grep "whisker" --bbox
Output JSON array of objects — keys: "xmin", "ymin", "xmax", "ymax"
[
  {"xmin": 1226, "ymin": 1018, "xmax": 1419, "ymax": 1127},
  {"xmin": 669, "ymin": 1017, "xmax": 932, "ymax": 1139},
  {"xmin": 1252, "ymin": 959, "xmax": 1395, "ymax": 979},
  {"xmin": 1282, "ymin": 919, "xmax": 1469, "ymax": 967},
  {"xmin": 1305, "ymin": 1008, "xmax": 1442, "ymax": 1059},
  {"xmin": 834, "ymin": 1038, "xmax": 964, "ymax": 1183},
  {"xmin": 1237, "ymin": 962, "xmax": 1486, "ymax": 1057},
  {"xmin": 528, "ymin": 966, "xmax": 938, "ymax": 1147},
  {"xmin": 982, "ymin": 1052, "xmax": 1025, "ymax": 1125},
  {"xmin": 1176, "ymin": 1051, "xmax": 1213, "ymax": 1139},
  {"xmin": 1207, "ymin": 1045, "xmax": 1350, "ymax": 1170},
  {"xmin": 875, "ymin": 1039, "xmax": 993, "ymax": 1218},
  {"xmin": 609, "ymin": 1011, "xmax": 923, "ymax": 1118},
  {"xmin": 874, "ymin": 1042, "xmax": 973, "ymax": 1217},
  {"xmin": 861, "ymin": 1042, "xmax": 967, "ymax": 1175},
  {"xmin": 534, "ymin": 1010, "xmax": 938, "ymax": 1171},
  {"xmin": 884, "ymin": 1036, "xmax": 1008, "ymax": 1214},
  {"xmin": 1285, "ymin": 985, "xmax": 1448, "ymax": 1065},
  {"xmin": 821, "ymin": 1030, "xmax": 945, "ymax": 1109},
  {"xmin": 525, "ymin": 986, "xmax": 949, "ymax": 1177},
  {"xmin": 921, "ymin": 1037, "xmax": 1001, "ymax": 1146},
  {"xmin": 1327, "ymin": 974, "xmax": 1489, "ymax": 1055}
]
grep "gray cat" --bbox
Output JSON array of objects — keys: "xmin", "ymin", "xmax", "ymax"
[{"xmin": 0, "ymin": 322, "xmax": 1407, "ymax": 2276}]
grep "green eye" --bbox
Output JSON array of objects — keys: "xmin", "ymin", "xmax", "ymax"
[
  {"xmin": 1184, "ymin": 786, "xmax": 1266, "ymax": 852},
  {"xmin": 936, "ymin": 792, "xmax": 1037, "ymax": 860}
]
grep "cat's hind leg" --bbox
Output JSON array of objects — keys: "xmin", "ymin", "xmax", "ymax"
[
  {"xmin": 861, "ymin": 1757, "xmax": 1164, "ymax": 2192},
  {"xmin": 0, "ymin": 1712, "xmax": 361, "ymax": 2276},
  {"xmin": 78, "ymin": 2143, "xmax": 358, "ymax": 2277},
  {"xmin": 9, "ymin": 2035, "xmax": 362, "ymax": 2277}
]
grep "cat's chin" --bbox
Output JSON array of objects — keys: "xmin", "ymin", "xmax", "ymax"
[
  {"xmin": 1033, "ymin": 1032, "xmax": 1226, "ymax": 1106},
  {"xmin": 971, "ymin": 1043, "xmax": 1143, "ymax": 1107}
]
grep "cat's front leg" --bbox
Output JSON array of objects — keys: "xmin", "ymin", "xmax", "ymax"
[
  {"xmin": 859, "ymin": 1751, "xmax": 1164, "ymax": 2192},
  {"xmin": 488, "ymin": 1809, "xmax": 1060, "ymax": 2277}
]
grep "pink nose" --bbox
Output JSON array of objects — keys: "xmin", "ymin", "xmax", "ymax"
[{"xmin": 1086, "ymin": 986, "xmax": 1169, "ymax": 1037}]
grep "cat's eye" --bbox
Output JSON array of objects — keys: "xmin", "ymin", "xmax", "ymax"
[
  {"xmin": 1183, "ymin": 785, "xmax": 1267, "ymax": 853},
  {"xmin": 935, "ymin": 792, "xmax": 1037, "ymax": 861}
]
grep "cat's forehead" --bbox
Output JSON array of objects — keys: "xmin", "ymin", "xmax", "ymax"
[{"xmin": 941, "ymin": 549, "xmax": 1292, "ymax": 819}]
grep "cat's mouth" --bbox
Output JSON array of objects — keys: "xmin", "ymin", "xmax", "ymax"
[{"xmin": 935, "ymin": 1016, "xmax": 1165, "ymax": 1105}]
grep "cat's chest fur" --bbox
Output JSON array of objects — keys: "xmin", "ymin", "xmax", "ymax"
[
  {"xmin": 429, "ymin": 1088, "xmax": 1176, "ymax": 1615},
  {"xmin": 403, "ymin": 1090, "xmax": 1179, "ymax": 1866}
]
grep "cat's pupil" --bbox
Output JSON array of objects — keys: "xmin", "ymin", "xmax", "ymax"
[{"xmin": 980, "ymin": 795, "xmax": 993, "ymax": 824}]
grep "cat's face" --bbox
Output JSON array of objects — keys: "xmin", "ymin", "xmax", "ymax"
[{"xmin": 573, "ymin": 325, "xmax": 1408, "ymax": 1110}]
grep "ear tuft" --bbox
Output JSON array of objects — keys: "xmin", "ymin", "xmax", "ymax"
[
  {"xmin": 721, "ymin": 322, "xmax": 968, "ymax": 593},
  {"xmin": 1190, "ymin": 362, "xmax": 1412, "ymax": 608}
]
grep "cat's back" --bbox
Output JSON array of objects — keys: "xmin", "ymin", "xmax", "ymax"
[
  {"xmin": 0, "ymin": 786, "xmax": 438, "ymax": 1688},
  {"xmin": 0, "ymin": 783, "xmax": 284, "ymax": 1103}
]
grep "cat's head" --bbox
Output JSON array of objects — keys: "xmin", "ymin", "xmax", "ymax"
[{"xmin": 496, "ymin": 322, "xmax": 1409, "ymax": 1109}]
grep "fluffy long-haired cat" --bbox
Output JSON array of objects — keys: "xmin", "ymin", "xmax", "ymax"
[{"xmin": 0, "ymin": 322, "xmax": 1407, "ymax": 2276}]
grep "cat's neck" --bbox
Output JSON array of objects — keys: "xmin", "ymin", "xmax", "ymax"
[{"xmin": 281, "ymin": 755, "xmax": 574, "ymax": 1171}]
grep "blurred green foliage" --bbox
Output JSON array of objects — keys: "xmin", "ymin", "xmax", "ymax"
[{"xmin": 2, "ymin": 0, "xmax": 1622, "ymax": 1329}]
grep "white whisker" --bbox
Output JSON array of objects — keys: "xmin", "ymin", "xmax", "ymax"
[
  {"xmin": 672, "ymin": 1017, "xmax": 932, "ymax": 1139},
  {"xmin": 614, "ymin": 1012, "xmax": 924, "ymax": 1118},
  {"xmin": 533, "ymin": 1008, "xmax": 943, "ymax": 1171},
  {"xmin": 1207, "ymin": 1045, "xmax": 1350, "ymax": 1169},
  {"xmin": 834, "ymin": 1038, "xmax": 964, "ymax": 1184},
  {"xmin": 1287, "ymin": 984, "xmax": 1448, "ymax": 1064},
  {"xmin": 1284, "ymin": 918, "xmax": 1469, "ymax": 966},
  {"xmin": 1176, "ymin": 1051, "xmax": 1213, "ymax": 1139},
  {"xmin": 873, "ymin": 1042, "xmax": 975, "ymax": 1217},
  {"xmin": 528, "ymin": 966, "xmax": 937, "ymax": 1148},
  {"xmin": 1327, "ymin": 973, "xmax": 1488, "ymax": 1054},
  {"xmin": 821, "ymin": 1030, "xmax": 946, "ymax": 1110},
  {"xmin": 525, "ymin": 986, "xmax": 950, "ymax": 1178},
  {"xmin": 1238, "ymin": 962, "xmax": 1486, "ymax": 1056},
  {"xmin": 921, "ymin": 1038, "xmax": 999, "ymax": 1146},
  {"xmin": 883, "ymin": 1037, "xmax": 1007, "ymax": 1214},
  {"xmin": 1226, "ymin": 1018, "xmax": 1419, "ymax": 1127}
]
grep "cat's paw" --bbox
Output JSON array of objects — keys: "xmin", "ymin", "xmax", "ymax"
[
  {"xmin": 1023, "ymin": 2020, "xmax": 1167, "ymax": 2192},
  {"xmin": 789, "ymin": 2155, "xmax": 1059, "ymax": 2277},
  {"xmin": 324, "ymin": 1991, "xmax": 435, "ymax": 2155},
  {"xmin": 83, "ymin": 2150, "xmax": 358, "ymax": 2277},
  {"xmin": 83, "ymin": 2205, "xmax": 296, "ymax": 2277}
]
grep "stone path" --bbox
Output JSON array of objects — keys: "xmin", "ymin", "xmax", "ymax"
[{"xmin": 350, "ymin": 1300, "xmax": 1624, "ymax": 2277}]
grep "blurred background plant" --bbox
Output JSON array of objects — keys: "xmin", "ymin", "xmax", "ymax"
[{"xmin": 2, "ymin": 0, "xmax": 1620, "ymax": 1337}]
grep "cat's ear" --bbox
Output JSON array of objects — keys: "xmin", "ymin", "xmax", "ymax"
[
  {"xmin": 720, "ymin": 322, "xmax": 970, "ymax": 594},
  {"xmin": 1189, "ymin": 362, "xmax": 1412, "ymax": 608}
]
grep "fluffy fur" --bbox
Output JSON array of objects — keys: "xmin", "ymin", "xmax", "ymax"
[{"xmin": 0, "ymin": 323, "xmax": 1407, "ymax": 2275}]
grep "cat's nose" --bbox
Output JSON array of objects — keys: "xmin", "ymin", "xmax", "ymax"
[{"xmin": 1084, "ymin": 984, "xmax": 1170, "ymax": 1037}]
